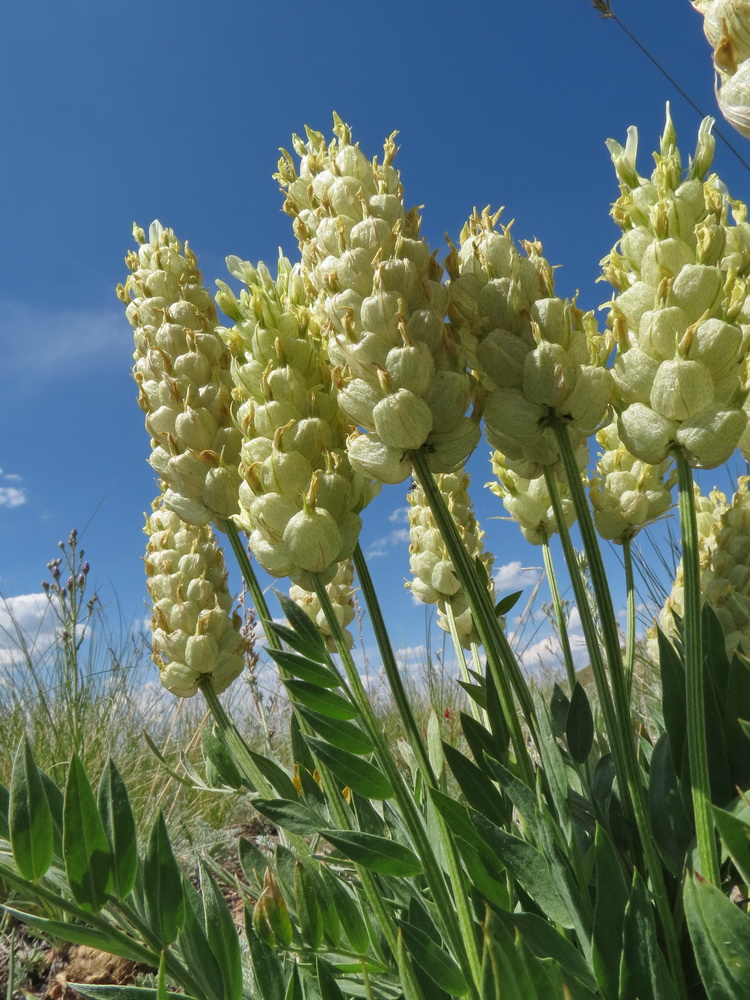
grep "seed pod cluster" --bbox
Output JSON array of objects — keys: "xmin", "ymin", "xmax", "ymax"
[
  {"xmin": 447, "ymin": 208, "xmax": 612, "ymax": 478},
  {"xmin": 276, "ymin": 115, "xmax": 480, "ymax": 483},
  {"xmin": 289, "ymin": 559, "xmax": 356, "ymax": 651},
  {"xmin": 692, "ymin": 0, "xmax": 750, "ymax": 137},
  {"xmin": 589, "ymin": 421, "xmax": 676, "ymax": 543},
  {"xmin": 144, "ymin": 498, "xmax": 249, "ymax": 697},
  {"xmin": 119, "ymin": 221, "xmax": 242, "ymax": 526},
  {"xmin": 406, "ymin": 469, "xmax": 494, "ymax": 647},
  {"xmin": 657, "ymin": 481, "xmax": 750, "ymax": 653},
  {"xmin": 602, "ymin": 111, "xmax": 750, "ymax": 469},
  {"xmin": 487, "ymin": 450, "xmax": 576, "ymax": 546},
  {"xmin": 217, "ymin": 255, "xmax": 379, "ymax": 589}
]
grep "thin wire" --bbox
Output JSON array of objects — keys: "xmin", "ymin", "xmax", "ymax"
[{"xmin": 590, "ymin": 0, "xmax": 750, "ymax": 176}]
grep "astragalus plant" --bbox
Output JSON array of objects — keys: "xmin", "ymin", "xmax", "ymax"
[{"xmin": 5, "ymin": 111, "xmax": 750, "ymax": 1000}]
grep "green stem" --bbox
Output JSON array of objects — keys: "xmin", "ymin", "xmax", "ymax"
[
  {"xmin": 540, "ymin": 533, "xmax": 578, "ymax": 694},
  {"xmin": 675, "ymin": 452, "xmax": 721, "ymax": 886},
  {"xmin": 311, "ymin": 571, "xmax": 481, "ymax": 999},
  {"xmin": 352, "ymin": 544, "xmax": 483, "ymax": 987},
  {"xmin": 410, "ymin": 450, "xmax": 537, "ymax": 787},
  {"xmin": 622, "ymin": 537, "xmax": 636, "ymax": 703},
  {"xmin": 222, "ymin": 519, "xmax": 279, "ymax": 648},
  {"xmin": 221, "ymin": 524, "xmax": 402, "ymax": 957},
  {"xmin": 548, "ymin": 422, "xmax": 687, "ymax": 997}
]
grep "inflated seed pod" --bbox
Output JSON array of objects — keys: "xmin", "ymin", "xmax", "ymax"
[
  {"xmin": 588, "ymin": 421, "xmax": 676, "ymax": 544},
  {"xmin": 406, "ymin": 469, "xmax": 494, "ymax": 647},
  {"xmin": 218, "ymin": 253, "xmax": 379, "ymax": 583},
  {"xmin": 488, "ymin": 450, "xmax": 576, "ymax": 546},
  {"xmin": 289, "ymin": 559, "xmax": 356, "ymax": 651},
  {"xmin": 144, "ymin": 497, "xmax": 249, "ymax": 697},
  {"xmin": 602, "ymin": 110, "xmax": 750, "ymax": 468},
  {"xmin": 118, "ymin": 222, "xmax": 242, "ymax": 526},
  {"xmin": 447, "ymin": 207, "xmax": 611, "ymax": 476},
  {"xmin": 276, "ymin": 116, "xmax": 478, "ymax": 483}
]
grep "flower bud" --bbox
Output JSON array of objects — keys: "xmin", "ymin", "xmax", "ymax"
[
  {"xmin": 372, "ymin": 389, "xmax": 433, "ymax": 450},
  {"xmin": 649, "ymin": 358, "xmax": 715, "ymax": 421}
]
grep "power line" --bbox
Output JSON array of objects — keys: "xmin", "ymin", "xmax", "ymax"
[{"xmin": 589, "ymin": 0, "xmax": 750, "ymax": 176}]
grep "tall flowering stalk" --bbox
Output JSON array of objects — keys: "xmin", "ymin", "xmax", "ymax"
[
  {"xmin": 604, "ymin": 108, "xmax": 750, "ymax": 885},
  {"xmin": 276, "ymin": 116, "xmax": 481, "ymax": 484},
  {"xmin": 406, "ymin": 468, "xmax": 494, "ymax": 649},
  {"xmin": 144, "ymin": 497, "xmax": 249, "ymax": 697},
  {"xmin": 118, "ymin": 221, "xmax": 242, "ymax": 527},
  {"xmin": 692, "ymin": 0, "xmax": 750, "ymax": 137}
]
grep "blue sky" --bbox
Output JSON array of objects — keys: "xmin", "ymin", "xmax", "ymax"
[{"xmin": 2, "ymin": 0, "xmax": 748, "ymax": 680}]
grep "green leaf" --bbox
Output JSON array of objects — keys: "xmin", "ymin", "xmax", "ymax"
[
  {"xmin": 275, "ymin": 590, "xmax": 329, "ymax": 658},
  {"xmin": 247, "ymin": 749, "xmax": 299, "ymax": 801},
  {"xmin": 714, "ymin": 804, "xmax": 750, "ymax": 887},
  {"xmin": 252, "ymin": 798, "xmax": 327, "ymax": 836},
  {"xmin": 566, "ymin": 682, "xmax": 594, "ymax": 764},
  {"xmin": 658, "ymin": 626, "xmax": 686, "ymax": 774},
  {"xmin": 60, "ymin": 988, "xmax": 197, "ymax": 1000},
  {"xmin": 97, "ymin": 758, "xmax": 138, "ymax": 898},
  {"xmin": 293, "ymin": 861, "xmax": 324, "ymax": 950},
  {"xmin": 484, "ymin": 663, "xmax": 510, "ymax": 755},
  {"xmin": 201, "ymin": 726, "xmax": 249, "ymax": 790},
  {"xmin": 9, "ymin": 738, "xmax": 53, "ymax": 881},
  {"xmin": 319, "ymin": 866, "xmax": 370, "ymax": 955},
  {"xmin": 619, "ymin": 870, "xmax": 679, "ymax": 1000},
  {"xmin": 315, "ymin": 957, "xmax": 346, "ymax": 1000},
  {"xmin": 64, "ymin": 753, "xmax": 113, "ymax": 911},
  {"xmin": 0, "ymin": 780, "xmax": 8, "ymax": 840},
  {"xmin": 481, "ymin": 908, "xmax": 541, "ymax": 1000},
  {"xmin": 143, "ymin": 812, "xmax": 185, "ymax": 945},
  {"xmin": 442, "ymin": 743, "xmax": 508, "ymax": 828},
  {"xmin": 178, "ymin": 879, "xmax": 225, "ymax": 1000},
  {"xmin": 591, "ymin": 824, "xmax": 628, "ymax": 999},
  {"xmin": 297, "ymin": 707, "xmax": 374, "ymax": 755},
  {"xmin": 456, "ymin": 680, "xmax": 487, "ymax": 710},
  {"xmin": 306, "ymin": 738, "xmax": 394, "ymax": 800},
  {"xmin": 200, "ymin": 861, "xmax": 243, "ymax": 1000},
  {"xmin": 492, "ymin": 909, "xmax": 598, "ymax": 994},
  {"xmin": 459, "ymin": 713, "xmax": 499, "ymax": 777},
  {"xmin": 39, "ymin": 768, "xmax": 64, "ymax": 859},
  {"xmin": 398, "ymin": 919, "xmax": 469, "ymax": 996},
  {"xmin": 284, "ymin": 965, "xmax": 304, "ymax": 1000},
  {"xmin": 495, "ymin": 590, "xmax": 523, "ymax": 616},
  {"xmin": 724, "ymin": 652, "xmax": 750, "ymax": 790},
  {"xmin": 245, "ymin": 906, "xmax": 286, "ymax": 1000},
  {"xmin": 238, "ymin": 836, "xmax": 268, "ymax": 890},
  {"xmin": 266, "ymin": 621, "xmax": 328, "ymax": 664},
  {"xmin": 268, "ymin": 648, "xmax": 342, "ymax": 688},
  {"xmin": 284, "ymin": 680, "xmax": 358, "ymax": 720},
  {"xmin": 321, "ymin": 830, "xmax": 422, "ymax": 876},
  {"xmin": 472, "ymin": 814, "xmax": 573, "ymax": 928},
  {"xmin": 685, "ymin": 870, "xmax": 750, "ymax": 999},
  {"xmin": 550, "ymin": 684, "xmax": 570, "ymax": 739},
  {"xmin": 2, "ymin": 906, "xmax": 155, "ymax": 965},
  {"xmin": 648, "ymin": 733, "xmax": 692, "ymax": 875}
]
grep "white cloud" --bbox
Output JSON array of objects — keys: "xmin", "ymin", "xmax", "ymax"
[
  {"xmin": 388, "ymin": 507, "xmax": 410, "ymax": 523},
  {"xmin": 0, "ymin": 487, "xmax": 26, "ymax": 508},
  {"xmin": 366, "ymin": 527, "xmax": 410, "ymax": 558},
  {"xmin": 493, "ymin": 561, "xmax": 542, "ymax": 593},
  {"xmin": 518, "ymin": 627, "xmax": 588, "ymax": 673},
  {"xmin": 1, "ymin": 299, "xmax": 129, "ymax": 379},
  {"xmin": 0, "ymin": 592, "xmax": 50, "ymax": 637}
]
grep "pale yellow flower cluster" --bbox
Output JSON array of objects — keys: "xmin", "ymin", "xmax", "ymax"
[
  {"xmin": 488, "ymin": 451, "xmax": 576, "ymax": 546},
  {"xmin": 589, "ymin": 421, "xmax": 676, "ymax": 543},
  {"xmin": 692, "ymin": 0, "xmax": 750, "ymax": 137},
  {"xmin": 447, "ymin": 209, "xmax": 612, "ymax": 479},
  {"xmin": 276, "ymin": 116, "xmax": 480, "ymax": 484},
  {"xmin": 658, "ymin": 481, "xmax": 750, "ymax": 654},
  {"xmin": 144, "ymin": 499, "xmax": 249, "ymax": 697},
  {"xmin": 119, "ymin": 222, "xmax": 242, "ymax": 526},
  {"xmin": 406, "ymin": 470, "xmax": 493, "ymax": 647},
  {"xmin": 603, "ymin": 111, "xmax": 750, "ymax": 469},
  {"xmin": 289, "ymin": 559, "xmax": 356, "ymax": 651},
  {"xmin": 216, "ymin": 255, "xmax": 378, "ymax": 590}
]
